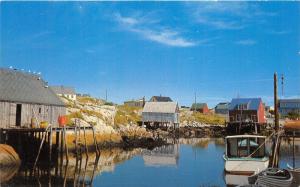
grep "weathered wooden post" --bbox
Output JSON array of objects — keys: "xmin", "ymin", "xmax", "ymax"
[
  {"xmin": 49, "ymin": 127, "xmax": 53, "ymax": 163},
  {"xmin": 83, "ymin": 125, "xmax": 88, "ymax": 157},
  {"xmin": 56, "ymin": 131, "xmax": 60, "ymax": 151},
  {"xmin": 63, "ymin": 126, "xmax": 69, "ymax": 162},
  {"xmin": 293, "ymin": 131, "xmax": 295, "ymax": 169},
  {"xmin": 271, "ymin": 72, "xmax": 280, "ymax": 167}
]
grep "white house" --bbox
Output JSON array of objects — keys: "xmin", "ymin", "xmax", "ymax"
[{"xmin": 50, "ymin": 86, "xmax": 76, "ymax": 101}]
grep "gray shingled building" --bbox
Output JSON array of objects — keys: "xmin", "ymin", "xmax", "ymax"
[
  {"xmin": 0, "ymin": 68, "xmax": 66, "ymax": 128},
  {"xmin": 142, "ymin": 102, "xmax": 179, "ymax": 128}
]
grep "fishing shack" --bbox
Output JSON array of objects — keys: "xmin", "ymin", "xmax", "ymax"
[
  {"xmin": 142, "ymin": 102, "xmax": 179, "ymax": 129},
  {"xmin": 0, "ymin": 68, "xmax": 66, "ymax": 128}
]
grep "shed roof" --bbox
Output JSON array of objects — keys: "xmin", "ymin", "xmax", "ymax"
[
  {"xmin": 150, "ymin": 96, "xmax": 173, "ymax": 102},
  {"xmin": 279, "ymin": 99, "xmax": 300, "ymax": 103},
  {"xmin": 0, "ymin": 68, "xmax": 65, "ymax": 106},
  {"xmin": 229, "ymin": 98, "xmax": 262, "ymax": 110},
  {"xmin": 50, "ymin": 86, "xmax": 75, "ymax": 95},
  {"xmin": 215, "ymin": 102, "xmax": 230, "ymax": 110},
  {"xmin": 191, "ymin": 103, "xmax": 207, "ymax": 109},
  {"xmin": 143, "ymin": 102, "xmax": 178, "ymax": 113}
]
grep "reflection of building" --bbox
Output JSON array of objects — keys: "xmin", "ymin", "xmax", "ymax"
[{"xmin": 142, "ymin": 144, "xmax": 179, "ymax": 167}]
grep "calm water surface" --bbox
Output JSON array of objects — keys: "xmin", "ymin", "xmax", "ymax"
[{"xmin": 1, "ymin": 138, "xmax": 299, "ymax": 187}]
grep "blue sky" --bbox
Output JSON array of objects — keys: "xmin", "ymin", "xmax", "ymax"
[{"xmin": 1, "ymin": 2, "xmax": 300, "ymax": 107}]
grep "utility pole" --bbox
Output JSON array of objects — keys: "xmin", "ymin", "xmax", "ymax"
[
  {"xmin": 274, "ymin": 73, "xmax": 279, "ymax": 131},
  {"xmin": 281, "ymin": 74, "xmax": 284, "ymax": 97},
  {"xmin": 194, "ymin": 92, "xmax": 197, "ymax": 112},
  {"xmin": 105, "ymin": 89, "xmax": 107, "ymax": 102},
  {"xmin": 272, "ymin": 72, "xmax": 280, "ymax": 167}
]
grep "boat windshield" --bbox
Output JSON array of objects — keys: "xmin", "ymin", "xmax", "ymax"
[{"xmin": 226, "ymin": 137, "xmax": 266, "ymax": 158}]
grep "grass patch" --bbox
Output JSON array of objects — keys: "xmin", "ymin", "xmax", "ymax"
[
  {"xmin": 65, "ymin": 112, "xmax": 84, "ymax": 126},
  {"xmin": 77, "ymin": 96, "xmax": 104, "ymax": 105},
  {"xmin": 81, "ymin": 109, "xmax": 104, "ymax": 119},
  {"xmin": 181, "ymin": 112, "xmax": 226, "ymax": 125},
  {"xmin": 114, "ymin": 105, "xmax": 142, "ymax": 126}
]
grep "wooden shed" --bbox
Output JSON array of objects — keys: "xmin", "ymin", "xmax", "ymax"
[
  {"xmin": 142, "ymin": 102, "xmax": 179, "ymax": 128},
  {"xmin": 0, "ymin": 68, "xmax": 66, "ymax": 128}
]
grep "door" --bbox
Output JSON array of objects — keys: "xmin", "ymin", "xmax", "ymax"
[{"xmin": 16, "ymin": 104, "xmax": 22, "ymax": 127}]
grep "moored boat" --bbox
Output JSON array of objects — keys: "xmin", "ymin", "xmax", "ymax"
[
  {"xmin": 224, "ymin": 135, "xmax": 269, "ymax": 175},
  {"xmin": 251, "ymin": 168, "xmax": 293, "ymax": 187}
]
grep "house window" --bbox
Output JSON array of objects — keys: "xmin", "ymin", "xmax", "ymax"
[{"xmin": 39, "ymin": 107, "xmax": 42, "ymax": 114}]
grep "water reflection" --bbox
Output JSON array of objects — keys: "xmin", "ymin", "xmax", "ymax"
[
  {"xmin": 1, "ymin": 138, "xmax": 299, "ymax": 187},
  {"xmin": 142, "ymin": 144, "xmax": 179, "ymax": 167}
]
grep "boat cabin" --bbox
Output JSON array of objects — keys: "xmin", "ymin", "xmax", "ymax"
[{"xmin": 226, "ymin": 135, "xmax": 267, "ymax": 158}]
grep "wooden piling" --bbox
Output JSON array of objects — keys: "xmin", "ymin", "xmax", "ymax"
[
  {"xmin": 49, "ymin": 127, "xmax": 53, "ymax": 163},
  {"xmin": 63, "ymin": 126, "xmax": 69, "ymax": 162},
  {"xmin": 33, "ymin": 124, "xmax": 51, "ymax": 169},
  {"xmin": 75, "ymin": 124, "xmax": 78, "ymax": 156},
  {"xmin": 91, "ymin": 125, "xmax": 99, "ymax": 155},
  {"xmin": 61, "ymin": 129, "xmax": 64, "ymax": 153},
  {"xmin": 293, "ymin": 131, "xmax": 295, "ymax": 169},
  {"xmin": 56, "ymin": 131, "xmax": 60, "ymax": 151},
  {"xmin": 83, "ymin": 125, "xmax": 88, "ymax": 157}
]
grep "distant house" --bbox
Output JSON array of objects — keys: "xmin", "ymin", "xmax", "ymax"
[
  {"xmin": 279, "ymin": 99, "xmax": 300, "ymax": 117},
  {"xmin": 228, "ymin": 98, "xmax": 265, "ymax": 124},
  {"xmin": 124, "ymin": 97, "xmax": 145, "ymax": 107},
  {"xmin": 50, "ymin": 86, "xmax": 76, "ymax": 101},
  {"xmin": 149, "ymin": 96, "xmax": 173, "ymax": 102},
  {"xmin": 142, "ymin": 102, "xmax": 179, "ymax": 128},
  {"xmin": 190, "ymin": 103, "xmax": 209, "ymax": 114},
  {"xmin": 0, "ymin": 68, "xmax": 66, "ymax": 128},
  {"xmin": 215, "ymin": 102, "xmax": 230, "ymax": 115}
]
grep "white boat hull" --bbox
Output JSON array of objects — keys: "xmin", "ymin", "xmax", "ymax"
[{"xmin": 224, "ymin": 157, "xmax": 269, "ymax": 174}]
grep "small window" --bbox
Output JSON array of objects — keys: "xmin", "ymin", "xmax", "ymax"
[{"xmin": 39, "ymin": 108, "xmax": 42, "ymax": 114}]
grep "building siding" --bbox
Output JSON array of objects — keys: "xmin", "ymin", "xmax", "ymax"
[
  {"xmin": 142, "ymin": 112, "xmax": 179, "ymax": 124},
  {"xmin": 0, "ymin": 101, "xmax": 66, "ymax": 128}
]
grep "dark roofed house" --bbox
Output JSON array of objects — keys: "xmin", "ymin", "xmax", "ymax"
[
  {"xmin": 149, "ymin": 96, "xmax": 173, "ymax": 102},
  {"xmin": 228, "ymin": 98, "xmax": 265, "ymax": 124},
  {"xmin": 215, "ymin": 102, "xmax": 230, "ymax": 115},
  {"xmin": 50, "ymin": 85, "xmax": 76, "ymax": 101},
  {"xmin": 191, "ymin": 103, "xmax": 209, "ymax": 114},
  {"xmin": 0, "ymin": 68, "xmax": 66, "ymax": 128}
]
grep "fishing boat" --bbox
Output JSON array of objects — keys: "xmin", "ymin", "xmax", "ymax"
[
  {"xmin": 287, "ymin": 165, "xmax": 300, "ymax": 187},
  {"xmin": 249, "ymin": 168, "xmax": 293, "ymax": 187},
  {"xmin": 223, "ymin": 135, "xmax": 269, "ymax": 175}
]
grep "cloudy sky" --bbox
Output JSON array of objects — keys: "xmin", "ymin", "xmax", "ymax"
[{"xmin": 1, "ymin": 2, "xmax": 300, "ymax": 107}]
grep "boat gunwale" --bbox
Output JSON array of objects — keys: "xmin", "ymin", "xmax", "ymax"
[{"xmin": 223, "ymin": 155, "xmax": 269, "ymax": 162}]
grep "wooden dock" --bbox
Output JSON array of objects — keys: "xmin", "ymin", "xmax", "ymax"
[{"xmin": 0, "ymin": 124, "xmax": 99, "ymax": 167}]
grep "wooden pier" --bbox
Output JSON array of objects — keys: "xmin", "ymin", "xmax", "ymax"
[{"xmin": 0, "ymin": 123, "xmax": 99, "ymax": 167}]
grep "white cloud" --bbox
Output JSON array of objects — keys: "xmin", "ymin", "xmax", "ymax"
[
  {"xmin": 235, "ymin": 39, "xmax": 257, "ymax": 46},
  {"xmin": 268, "ymin": 30, "xmax": 291, "ymax": 35},
  {"xmin": 114, "ymin": 13, "xmax": 197, "ymax": 47},
  {"xmin": 188, "ymin": 2, "xmax": 276, "ymax": 30}
]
